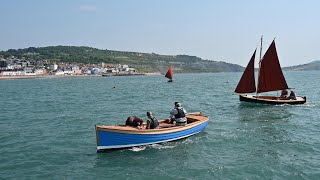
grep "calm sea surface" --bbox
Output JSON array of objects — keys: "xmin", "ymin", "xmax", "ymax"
[{"xmin": 1, "ymin": 72, "xmax": 320, "ymax": 179}]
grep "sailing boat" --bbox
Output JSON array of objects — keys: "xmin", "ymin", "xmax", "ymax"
[
  {"xmin": 235, "ymin": 38, "xmax": 306, "ymax": 105},
  {"xmin": 165, "ymin": 65, "xmax": 173, "ymax": 82}
]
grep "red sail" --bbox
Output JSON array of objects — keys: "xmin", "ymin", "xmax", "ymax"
[
  {"xmin": 257, "ymin": 40, "xmax": 288, "ymax": 93},
  {"xmin": 235, "ymin": 49, "xmax": 257, "ymax": 93},
  {"xmin": 165, "ymin": 65, "xmax": 173, "ymax": 80}
]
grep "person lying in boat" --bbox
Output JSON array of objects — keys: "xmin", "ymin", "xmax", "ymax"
[
  {"xmin": 146, "ymin": 112, "xmax": 159, "ymax": 129},
  {"xmin": 126, "ymin": 116, "xmax": 144, "ymax": 129},
  {"xmin": 280, "ymin": 89, "xmax": 288, "ymax": 98},
  {"xmin": 289, "ymin": 90, "xmax": 296, "ymax": 100},
  {"xmin": 166, "ymin": 102, "xmax": 188, "ymax": 126}
]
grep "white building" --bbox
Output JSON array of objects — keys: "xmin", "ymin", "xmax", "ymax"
[
  {"xmin": 128, "ymin": 68, "xmax": 136, "ymax": 72},
  {"xmin": 35, "ymin": 69, "xmax": 45, "ymax": 75},
  {"xmin": 55, "ymin": 71, "xmax": 65, "ymax": 76},
  {"xmin": 24, "ymin": 72, "xmax": 37, "ymax": 76},
  {"xmin": 1, "ymin": 71, "xmax": 24, "ymax": 76},
  {"xmin": 63, "ymin": 70, "xmax": 73, "ymax": 75},
  {"xmin": 91, "ymin": 68, "xmax": 100, "ymax": 74},
  {"xmin": 50, "ymin": 64, "xmax": 58, "ymax": 70},
  {"xmin": 71, "ymin": 66, "xmax": 79, "ymax": 71},
  {"xmin": 6, "ymin": 65, "xmax": 15, "ymax": 69}
]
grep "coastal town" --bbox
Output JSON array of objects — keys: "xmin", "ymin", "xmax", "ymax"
[{"xmin": 0, "ymin": 55, "xmax": 143, "ymax": 79}]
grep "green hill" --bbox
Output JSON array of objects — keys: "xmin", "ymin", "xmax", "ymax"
[
  {"xmin": 0, "ymin": 46, "xmax": 244, "ymax": 73},
  {"xmin": 283, "ymin": 60, "xmax": 320, "ymax": 71}
]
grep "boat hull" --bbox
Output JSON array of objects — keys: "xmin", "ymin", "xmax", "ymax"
[
  {"xmin": 96, "ymin": 113, "xmax": 208, "ymax": 151},
  {"xmin": 239, "ymin": 94, "xmax": 306, "ymax": 105}
]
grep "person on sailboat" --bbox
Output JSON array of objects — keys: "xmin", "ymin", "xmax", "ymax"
[
  {"xmin": 289, "ymin": 90, "xmax": 296, "ymax": 100},
  {"xmin": 280, "ymin": 89, "xmax": 288, "ymax": 98},
  {"xmin": 167, "ymin": 102, "xmax": 188, "ymax": 126},
  {"xmin": 146, "ymin": 112, "xmax": 159, "ymax": 129}
]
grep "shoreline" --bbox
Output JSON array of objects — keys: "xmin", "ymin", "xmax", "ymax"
[
  {"xmin": 0, "ymin": 72, "xmax": 162, "ymax": 80},
  {"xmin": 144, "ymin": 72, "xmax": 162, "ymax": 76},
  {"xmin": 0, "ymin": 75, "xmax": 101, "ymax": 80}
]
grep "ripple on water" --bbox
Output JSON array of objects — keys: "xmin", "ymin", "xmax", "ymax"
[{"xmin": 1, "ymin": 72, "xmax": 320, "ymax": 179}]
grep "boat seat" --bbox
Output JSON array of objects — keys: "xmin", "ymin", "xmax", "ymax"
[{"xmin": 158, "ymin": 123, "xmax": 174, "ymax": 128}]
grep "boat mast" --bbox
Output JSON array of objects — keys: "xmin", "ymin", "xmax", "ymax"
[{"xmin": 256, "ymin": 35, "xmax": 263, "ymax": 96}]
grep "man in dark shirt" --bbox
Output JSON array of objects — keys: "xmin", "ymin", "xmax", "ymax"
[{"xmin": 126, "ymin": 116, "xmax": 144, "ymax": 129}]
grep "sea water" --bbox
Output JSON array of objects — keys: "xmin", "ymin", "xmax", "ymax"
[{"xmin": 0, "ymin": 71, "xmax": 319, "ymax": 179}]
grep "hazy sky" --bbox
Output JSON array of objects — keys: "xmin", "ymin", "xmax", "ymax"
[{"xmin": 0, "ymin": 0, "xmax": 319, "ymax": 67}]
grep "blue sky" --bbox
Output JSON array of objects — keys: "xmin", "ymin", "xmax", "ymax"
[{"xmin": 0, "ymin": 0, "xmax": 319, "ymax": 66}]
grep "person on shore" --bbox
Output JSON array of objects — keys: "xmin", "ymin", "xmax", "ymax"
[
  {"xmin": 126, "ymin": 116, "xmax": 144, "ymax": 129},
  {"xmin": 146, "ymin": 112, "xmax": 159, "ymax": 129},
  {"xmin": 289, "ymin": 90, "xmax": 296, "ymax": 100},
  {"xmin": 167, "ymin": 102, "xmax": 188, "ymax": 126}
]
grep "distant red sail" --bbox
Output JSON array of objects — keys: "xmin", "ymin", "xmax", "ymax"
[
  {"xmin": 257, "ymin": 40, "xmax": 288, "ymax": 93},
  {"xmin": 165, "ymin": 65, "xmax": 173, "ymax": 80},
  {"xmin": 235, "ymin": 49, "xmax": 257, "ymax": 93}
]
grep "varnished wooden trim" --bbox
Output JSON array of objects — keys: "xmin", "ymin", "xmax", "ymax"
[{"xmin": 96, "ymin": 115, "xmax": 208, "ymax": 135}]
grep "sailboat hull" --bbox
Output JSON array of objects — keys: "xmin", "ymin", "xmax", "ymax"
[{"xmin": 239, "ymin": 94, "xmax": 306, "ymax": 105}]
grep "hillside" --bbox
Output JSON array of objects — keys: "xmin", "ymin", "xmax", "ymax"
[
  {"xmin": 283, "ymin": 60, "xmax": 320, "ymax": 71},
  {"xmin": 0, "ymin": 46, "xmax": 243, "ymax": 73}
]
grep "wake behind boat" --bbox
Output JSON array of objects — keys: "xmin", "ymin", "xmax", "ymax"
[
  {"xmin": 95, "ymin": 112, "xmax": 208, "ymax": 151},
  {"xmin": 235, "ymin": 37, "xmax": 306, "ymax": 105}
]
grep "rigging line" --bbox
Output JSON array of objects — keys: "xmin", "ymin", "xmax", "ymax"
[{"xmin": 256, "ymin": 35, "xmax": 263, "ymax": 96}]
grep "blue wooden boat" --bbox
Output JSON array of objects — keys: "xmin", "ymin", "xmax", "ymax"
[{"xmin": 95, "ymin": 112, "xmax": 208, "ymax": 151}]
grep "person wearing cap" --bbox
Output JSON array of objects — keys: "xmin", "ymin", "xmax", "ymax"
[
  {"xmin": 168, "ymin": 102, "xmax": 188, "ymax": 126},
  {"xmin": 146, "ymin": 112, "xmax": 159, "ymax": 129},
  {"xmin": 125, "ymin": 116, "xmax": 144, "ymax": 129}
]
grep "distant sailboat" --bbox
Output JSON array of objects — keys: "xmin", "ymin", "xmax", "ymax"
[
  {"xmin": 235, "ymin": 37, "xmax": 306, "ymax": 105},
  {"xmin": 165, "ymin": 65, "xmax": 173, "ymax": 82}
]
